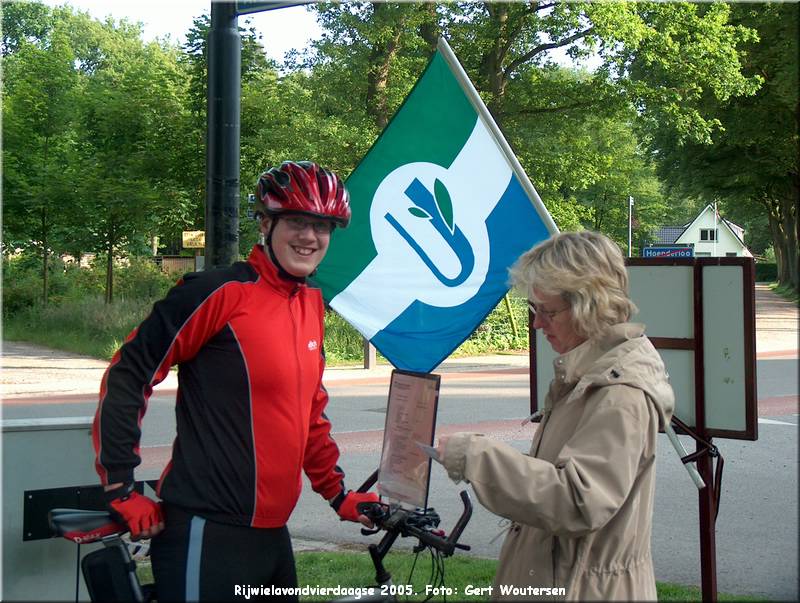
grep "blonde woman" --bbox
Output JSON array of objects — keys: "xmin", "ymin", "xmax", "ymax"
[{"xmin": 437, "ymin": 231, "xmax": 674, "ymax": 601}]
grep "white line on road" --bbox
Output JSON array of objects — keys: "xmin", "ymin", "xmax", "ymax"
[{"xmin": 758, "ymin": 417, "xmax": 798, "ymax": 426}]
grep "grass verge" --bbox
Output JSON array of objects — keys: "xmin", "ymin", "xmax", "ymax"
[
  {"xmin": 769, "ymin": 282, "xmax": 799, "ymax": 304},
  {"xmin": 3, "ymin": 294, "xmax": 529, "ymax": 364},
  {"xmin": 136, "ymin": 551, "xmax": 767, "ymax": 601}
]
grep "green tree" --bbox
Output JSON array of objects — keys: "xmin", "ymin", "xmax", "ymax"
[
  {"xmin": 646, "ymin": 3, "xmax": 798, "ymax": 289},
  {"xmin": 1, "ymin": 0, "xmax": 52, "ymax": 56},
  {"xmin": 73, "ymin": 25, "xmax": 195, "ymax": 302},
  {"xmin": 2, "ymin": 13, "xmax": 79, "ymax": 303},
  {"xmin": 298, "ymin": 2, "xmax": 760, "ymax": 234}
]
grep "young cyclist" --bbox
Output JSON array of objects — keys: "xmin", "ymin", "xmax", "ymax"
[{"xmin": 93, "ymin": 161, "xmax": 378, "ymax": 601}]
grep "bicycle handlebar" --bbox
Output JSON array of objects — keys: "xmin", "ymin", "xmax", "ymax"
[{"xmin": 357, "ymin": 490, "xmax": 472, "ymax": 557}]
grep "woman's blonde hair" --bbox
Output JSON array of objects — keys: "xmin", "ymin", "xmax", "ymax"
[{"xmin": 509, "ymin": 231, "xmax": 637, "ymax": 339}]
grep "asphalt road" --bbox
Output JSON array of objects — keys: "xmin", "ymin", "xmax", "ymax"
[
  {"xmin": 2, "ymin": 284, "xmax": 796, "ymax": 598},
  {"xmin": 3, "ymin": 360, "xmax": 797, "ymax": 600}
]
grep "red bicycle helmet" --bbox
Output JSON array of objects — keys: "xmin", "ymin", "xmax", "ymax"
[{"xmin": 255, "ymin": 161, "xmax": 351, "ymax": 228}]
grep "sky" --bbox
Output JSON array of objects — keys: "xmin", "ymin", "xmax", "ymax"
[
  {"xmin": 38, "ymin": 1, "xmax": 598, "ymax": 69},
  {"xmin": 40, "ymin": 0, "xmax": 322, "ymax": 62}
]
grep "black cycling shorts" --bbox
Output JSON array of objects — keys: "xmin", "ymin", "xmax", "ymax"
[{"xmin": 151, "ymin": 503, "xmax": 298, "ymax": 602}]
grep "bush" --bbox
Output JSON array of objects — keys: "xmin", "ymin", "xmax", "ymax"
[
  {"xmin": 455, "ymin": 294, "xmax": 529, "ymax": 356},
  {"xmin": 755, "ymin": 262, "xmax": 777, "ymax": 282},
  {"xmin": 324, "ymin": 309, "xmax": 367, "ymax": 363},
  {"xmin": 2, "ymin": 253, "xmax": 73, "ymax": 315},
  {"xmin": 2, "ymin": 258, "xmax": 42, "ymax": 315},
  {"xmin": 114, "ymin": 257, "xmax": 176, "ymax": 301}
]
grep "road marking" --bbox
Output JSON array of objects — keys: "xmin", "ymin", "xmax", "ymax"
[{"xmin": 758, "ymin": 417, "xmax": 797, "ymax": 426}]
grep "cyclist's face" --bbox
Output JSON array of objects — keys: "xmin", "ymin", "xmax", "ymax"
[{"xmin": 262, "ymin": 215, "xmax": 333, "ymax": 277}]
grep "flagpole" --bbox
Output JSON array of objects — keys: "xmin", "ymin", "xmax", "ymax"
[{"xmin": 436, "ymin": 38, "xmax": 559, "ymax": 235}]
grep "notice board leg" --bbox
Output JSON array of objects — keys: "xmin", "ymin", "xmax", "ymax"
[{"xmin": 698, "ymin": 438, "xmax": 718, "ymax": 602}]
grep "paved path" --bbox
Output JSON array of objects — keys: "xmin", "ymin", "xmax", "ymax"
[{"xmin": 754, "ymin": 283, "xmax": 798, "ymax": 356}]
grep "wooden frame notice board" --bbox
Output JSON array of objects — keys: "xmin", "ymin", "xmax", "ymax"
[{"xmin": 530, "ymin": 258, "xmax": 757, "ymax": 441}]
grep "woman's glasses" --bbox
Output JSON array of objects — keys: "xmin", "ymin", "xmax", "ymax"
[{"xmin": 528, "ymin": 301, "xmax": 570, "ymax": 322}]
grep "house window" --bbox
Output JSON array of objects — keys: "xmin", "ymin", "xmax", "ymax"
[
  {"xmin": 726, "ymin": 252, "xmax": 737, "ymax": 257},
  {"xmin": 700, "ymin": 228, "xmax": 718, "ymax": 241}
]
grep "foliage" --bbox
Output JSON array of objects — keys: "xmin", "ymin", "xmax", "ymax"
[
  {"xmin": 3, "ymin": 0, "xmax": 796, "ymax": 305},
  {"xmin": 754, "ymin": 263, "xmax": 777, "ymax": 283},
  {"xmin": 2, "ymin": 6, "xmax": 80, "ymax": 303},
  {"xmin": 456, "ymin": 295, "xmax": 529, "ymax": 356},
  {"xmin": 642, "ymin": 3, "xmax": 799, "ymax": 290},
  {"xmin": 2, "ymin": 5, "xmax": 199, "ymax": 303},
  {"xmin": 2, "ymin": 254, "xmax": 174, "ymax": 357},
  {"xmin": 323, "ymin": 309, "xmax": 370, "ymax": 364}
]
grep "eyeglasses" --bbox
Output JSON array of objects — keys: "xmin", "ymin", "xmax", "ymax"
[
  {"xmin": 528, "ymin": 301, "xmax": 570, "ymax": 322},
  {"xmin": 283, "ymin": 216, "xmax": 334, "ymax": 235}
]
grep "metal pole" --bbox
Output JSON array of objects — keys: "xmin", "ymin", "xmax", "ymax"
[
  {"xmin": 698, "ymin": 442, "xmax": 718, "ymax": 601},
  {"xmin": 628, "ymin": 196, "xmax": 634, "ymax": 258},
  {"xmin": 206, "ymin": 1, "xmax": 241, "ymax": 269}
]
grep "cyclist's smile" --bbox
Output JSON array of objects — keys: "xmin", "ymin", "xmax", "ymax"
[{"xmin": 263, "ymin": 215, "xmax": 333, "ymax": 277}]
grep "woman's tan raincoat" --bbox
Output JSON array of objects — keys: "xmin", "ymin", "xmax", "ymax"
[{"xmin": 442, "ymin": 323, "xmax": 674, "ymax": 601}]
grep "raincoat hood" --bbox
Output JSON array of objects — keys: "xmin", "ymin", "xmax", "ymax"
[{"xmin": 555, "ymin": 322, "xmax": 674, "ymax": 430}]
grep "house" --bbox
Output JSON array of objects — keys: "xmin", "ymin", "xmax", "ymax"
[{"xmin": 652, "ymin": 204, "xmax": 752, "ymax": 257}]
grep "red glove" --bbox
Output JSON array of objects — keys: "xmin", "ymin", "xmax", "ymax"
[
  {"xmin": 106, "ymin": 484, "xmax": 163, "ymax": 539},
  {"xmin": 331, "ymin": 490, "xmax": 380, "ymax": 523}
]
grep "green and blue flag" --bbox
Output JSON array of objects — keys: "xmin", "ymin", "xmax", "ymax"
[{"xmin": 315, "ymin": 39, "xmax": 557, "ymax": 373}]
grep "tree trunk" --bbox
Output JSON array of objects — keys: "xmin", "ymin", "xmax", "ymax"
[
  {"xmin": 779, "ymin": 192, "xmax": 798, "ymax": 290},
  {"xmin": 366, "ymin": 3, "xmax": 405, "ymax": 129},
  {"xmin": 105, "ymin": 225, "xmax": 114, "ymax": 305},
  {"xmin": 41, "ymin": 208, "xmax": 49, "ymax": 305},
  {"xmin": 417, "ymin": 2, "xmax": 440, "ymax": 53},
  {"xmin": 766, "ymin": 211, "xmax": 786, "ymax": 281},
  {"xmin": 481, "ymin": 2, "xmax": 510, "ymax": 120}
]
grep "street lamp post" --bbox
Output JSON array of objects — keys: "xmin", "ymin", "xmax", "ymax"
[
  {"xmin": 205, "ymin": 1, "xmax": 241, "ymax": 270},
  {"xmin": 205, "ymin": 1, "xmax": 312, "ymax": 270},
  {"xmin": 628, "ymin": 195, "xmax": 634, "ymax": 258}
]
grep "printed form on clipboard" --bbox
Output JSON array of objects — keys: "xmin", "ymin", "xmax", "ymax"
[{"xmin": 377, "ymin": 370, "xmax": 441, "ymax": 509}]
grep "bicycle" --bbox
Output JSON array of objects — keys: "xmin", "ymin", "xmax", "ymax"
[
  {"xmin": 49, "ymin": 478, "xmax": 472, "ymax": 603},
  {"xmin": 48, "ymin": 507, "xmax": 155, "ymax": 603},
  {"xmin": 330, "ymin": 472, "xmax": 473, "ymax": 603}
]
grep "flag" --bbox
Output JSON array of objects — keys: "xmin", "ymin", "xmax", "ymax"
[{"xmin": 314, "ymin": 38, "xmax": 557, "ymax": 373}]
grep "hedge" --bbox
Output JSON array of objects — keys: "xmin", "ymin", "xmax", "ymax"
[{"xmin": 755, "ymin": 263, "xmax": 777, "ymax": 282}]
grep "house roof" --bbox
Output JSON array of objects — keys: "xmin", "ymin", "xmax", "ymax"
[
  {"xmin": 653, "ymin": 226, "xmax": 687, "ymax": 245},
  {"xmin": 672, "ymin": 204, "xmax": 749, "ymax": 250}
]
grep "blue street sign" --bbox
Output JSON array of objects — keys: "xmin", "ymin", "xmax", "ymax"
[{"xmin": 642, "ymin": 246, "xmax": 694, "ymax": 258}]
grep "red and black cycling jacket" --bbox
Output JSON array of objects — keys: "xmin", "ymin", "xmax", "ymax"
[{"xmin": 92, "ymin": 245, "xmax": 345, "ymax": 528}]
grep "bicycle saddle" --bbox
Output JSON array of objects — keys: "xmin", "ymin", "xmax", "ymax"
[{"xmin": 49, "ymin": 508, "xmax": 126, "ymax": 543}]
